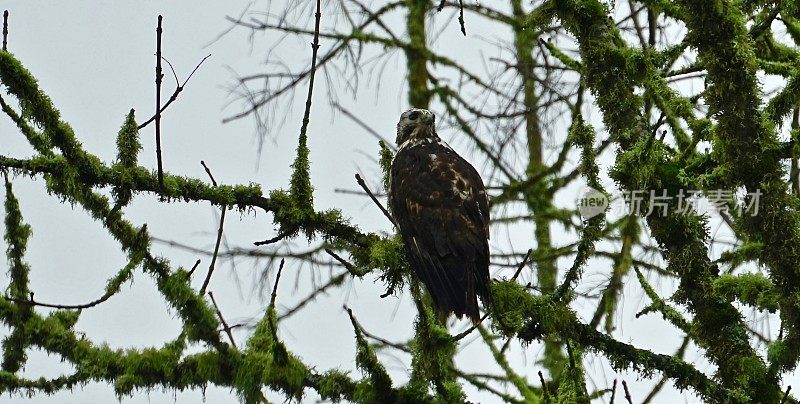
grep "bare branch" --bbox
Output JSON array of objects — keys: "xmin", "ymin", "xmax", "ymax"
[
  {"xmin": 200, "ymin": 161, "xmax": 226, "ymax": 295},
  {"xmin": 2, "ymin": 10, "xmax": 8, "ymax": 51},
  {"xmin": 138, "ymin": 54, "xmax": 211, "ymax": 129},
  {"xmin": 154, "ymin": 15, "xmax": 164, "ymax": 191},
  {"xmin": 208, "ymin": 291, "xmax": 237, "ymax": 348},
  {"xmin": 355, "ymin": 173, "xmax": 397, "ymax": 228}
]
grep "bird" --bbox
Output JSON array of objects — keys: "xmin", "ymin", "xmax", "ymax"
[{"xmin": 388, "ymin": 108, "xmax": 491, "ymax": 324}]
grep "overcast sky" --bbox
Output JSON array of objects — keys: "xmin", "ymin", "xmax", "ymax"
[{"xmin": 0, "ymin": 1, "xmax": 790, "ymax": 403}]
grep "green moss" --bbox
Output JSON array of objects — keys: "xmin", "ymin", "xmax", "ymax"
[
  {"xmin": 115, "ymin": 109, "xmax": 141, "ymax": 168},
  {"xmin": 556, "ymin": 344, "xmax": 588, "ymax": 403},
  {"xmin": 766, "ymin": 72, "xmax": 800, "ymax": 125},
  {"xmin": 6, "ymin": 3, "xmax": 797, "ymax": 401},
  {"xmin": 718, "ymin": 241, "xmax": 763, "ymax": 269},
  {"xmin": 634, "ymin": 267, "xmax": 692, "ymax": 333},
  {"xmin": 0, "ymin": 52, "xmax": 62, "ymax": 131},
  {"xmin": 369, "ymin": 235, "xmax": 408, "ymax": 295},
  {"xmin": 404, "ymin": 0, "xmax": 432, "ymax": 108},
  {"xmin": 567, "ymin": 120, "xmax": 602, "ymax": 189},
  {"xmin": 492, "ymin": 281, "xmax": 571, "ymax": 338},
  {"xmin": 111, "ymin": 109, "xmax": 142, "ymax": 206},
  {"xmin": 713, "ymin": 273, "xmax": 780, "ymax": 312},
  {"xmin": 290, "ymin": 135, "xmax": 314, "ymax": 213},
  {"xmin": 553, "ymin": 120, "xmax": 606, "ymax": 301},
  {"xmin": 408, "ymin": 303, "xmax": 464, "ymax": 403},
  {"xmin": 316, "ymin": 370, "xmax": 357, "ymax": 402},
  {"xmin": 526, "ymin": 0, "xmax": 557, "ymax": 29},
  {"xmin": 349, "ymin": 316, "xmax": 394, "ymax": 401},
  {"xmin": 3, "ymin": 180, "xmax": 31, "ymax": 301},
  {"xmin": 541, "ymin": 39, "xmax": 582, "ymax": 71},
  {"xmin": 378, "ymin": 141, "xmax": 393, "ymax": 193},
  {"xmin": 610, "ymin": 136, "xmax": 669, "ymax": 190},
  {"xmin": 0, "ymin": 54, "xmax": 373, "ymax": 393},
  {"xmin": 152, "ymin": 268, "xmax": 220, "ymax": 344},
  {"xmin": 2, "ymin": 179, "xmax": 34, "ymax": 373},
  {"xmin": 768, "ymin": 340, "xmax": 788, "ymax": 366}
]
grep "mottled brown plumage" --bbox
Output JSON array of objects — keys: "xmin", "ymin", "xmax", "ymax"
[{"xmin": 389, "ymin": 108, "xmax": 490, "ymax": 323}]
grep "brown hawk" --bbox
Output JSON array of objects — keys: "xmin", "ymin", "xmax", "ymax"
[{"xmin": 389, "ymin": 108, "xmax": 490, "ymax": 324}]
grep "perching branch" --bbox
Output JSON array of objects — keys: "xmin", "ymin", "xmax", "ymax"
[{"xmin": 355, "ymin": 173, "xmax": 397, "ymax": 228}]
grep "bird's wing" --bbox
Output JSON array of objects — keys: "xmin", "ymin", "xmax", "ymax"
[{"xmin": 389, "ymin": 143, "xmax": 490, "ymax": 320}]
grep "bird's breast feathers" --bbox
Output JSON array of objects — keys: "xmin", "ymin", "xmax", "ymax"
[
  {"xmin": 392, "ymin": 141, "xmax": 475, "ymax": 200},
  {"xmin": 390, "ymin": 141, "xmax": 489, "ymax": 235}
]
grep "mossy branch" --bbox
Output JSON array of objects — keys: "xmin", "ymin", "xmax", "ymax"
[
  {"xmin": 678, "ymin": 0, "xmax": 800, "ymax": 379},
  {"xmin": 346, "ymin": 307, "xmax": 395, "ymax": 402},
  {"xmin": 491, "ymin": 281, "xmax": 731, "ymax": 402},
  {"xmin": 0, "ymin": 46, "xmax": 414, "ymax": 401},
  {"xmin": 2, "ymin": 179, "xmax": 32, "ymax": 373},
  {"xmin": 548, "ymin": 0, "xmax": 775, "ymax": 398},
  {"xmin": 713, "ymin": 273, "xmax": 780, "ymax": 313},
  {"xmin": 477, "ymin": 325, "xmax": 538, "ymax": 402},
  {"xmin": 633, "ymin": 267, "xmax": 692, "ymax": 335},
  {"xmin": 554, "ymin": 120, "xmax": 605, "ymax": 300},
  {"xmin": 112, "ymin": 109, "xmax": 140, "ymax": 208}
]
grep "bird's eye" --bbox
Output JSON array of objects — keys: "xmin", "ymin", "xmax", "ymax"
[{"xmin": 408, "ymin": 111, "xmax": 420, "ymax": 121}]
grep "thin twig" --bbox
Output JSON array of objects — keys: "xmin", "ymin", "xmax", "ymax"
[
  {"xmin": 254, "ymin": 228, "xmax": 295, "ymax": 246},
  {"xmin": 200, "ymin": 160, "xmax": 217, "ymax": 187},
  {"xmin": 188, "ymin": 259, "xmax": 202, "ymax": 276},
  {"xmin": 642, "ymin": 336, "xmax": 690, "ymax": 403},
  {"xmin": 452, "ymin": 313, "xmax": 490, "ymax": 341},
  {"xmin": 458, "ymin": 0, "xmax": 466, "ymax": 35},
  {"xmin": 436, "ymin": 0, "xmax": 467, "ymax": 34},
  {"xmin": 2, "ymin": 10, "xmax": 8, "ymax": 51},
  {"xmin": 345, "ymin": 305, "xmax": 410, "ymax": 352},
  {"xmin": 781, "ymin": 385, "xmax": 792, "ymax": 404},
  {"xmin": 333, "ymin": 102, "xmax": 396, "ymax": 151},
  {"xmin": 622, "ymin": 380, "xmax": 633, "ymax": 404},
  {"xmin": 278, "ymin": 271, "xmax": 348, "ymax": 320},
  {"xmin": 538, "ymin": 371, "xmax": 551, "ymax": 403},
  {"xmin": 295, "ymin": 0, "xmax": 322, "ymax": 146},
  {"xmin": 200, "ymin": 161, "xmax": 225, "ymax": 294},
  {"xmin": 221, "ymin": 323, "xmax": 247, "ymax": 331},
  {"xmin": 511, "ymin": 249, "xmax": 533, "ymax": 281},
  {"xmin": 325, "ymin": 249, "xmax": 369, "ymax": 276},
  {"xmin": 499, "ymin": 336, "xmax": 512, "ymax": 354},
  {"xmin": 138, "ymin": 54, "xmax": 211, "ymax": 129},
  {"xmin": 201, "ymin": 210, "xmax": 226, "ymax": 292},
  {"xmin": 4, "ymin": 290, "xmax": 113, "ymax": 310},
  {"xmin": 270, "ymin": 258, "xmax": 285, "ymax": 307},
  {"xmin": 155, "ymin": 15, "xmax": 164, "ymax": 191},
  {"xmin": 355, "ymin": 173, "xmax": 397, "ymax": 227},
  {"xmin": 750, "ymin": 2, "xmax": 781, "ymax": 38},
  {"xmin": 610, "ymin": 379, "xmax": 618, "ymax": 403},
  {"xmin": 221, "ymin": 1, "xmax": 404, "ymax": 124},
  {"xmin": 334, "ymin": 188, "xmax": 387, "ymax": 197},
  {"xmin": 3, "ymin": 226, "xmax": 146, "ymax": 309},
  {"xmin": 162, "ymin": 56, "xmax": 180, "ymax": 86},
  {"xmin": 344, "ymin": 305, "xmax": 363, "ymax": 335},
  {"xmin": 208, "ymin": 291, "xmax": 237, "ymax": 348}
]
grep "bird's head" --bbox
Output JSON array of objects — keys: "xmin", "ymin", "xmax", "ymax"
[{"xmin": 396, "ymin": 108, "xmax": 437, "ymax": 149}]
